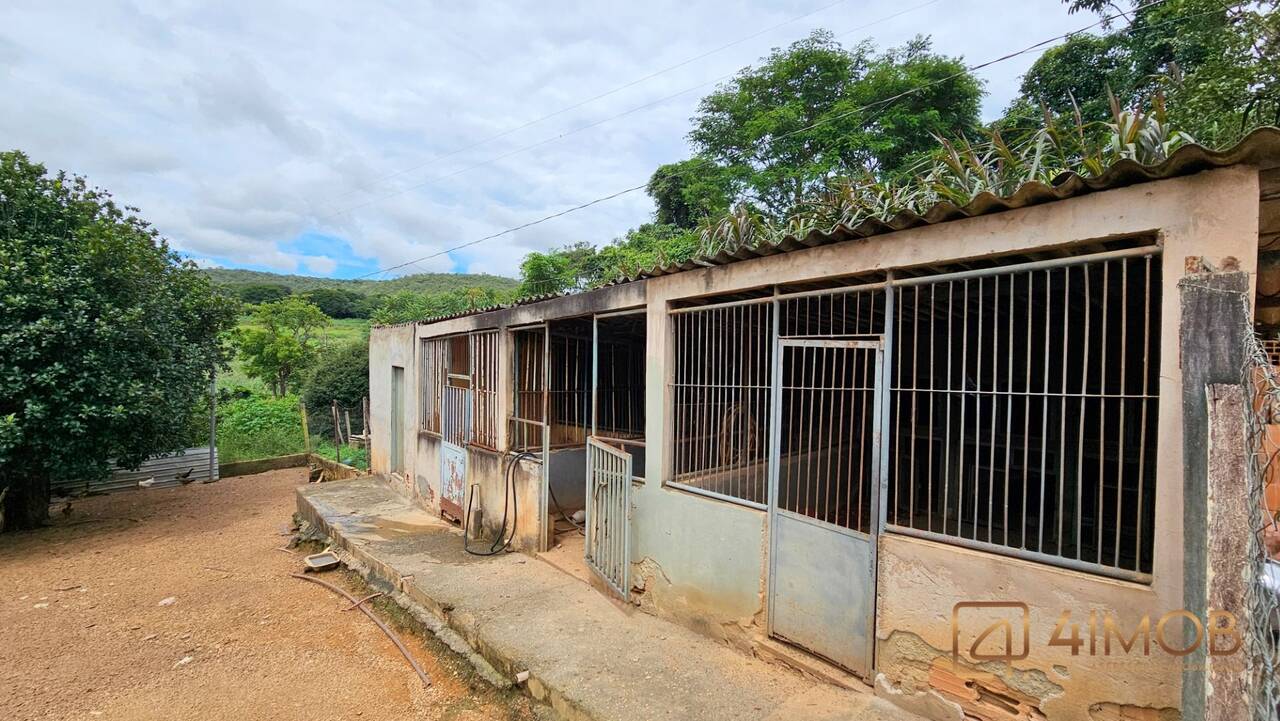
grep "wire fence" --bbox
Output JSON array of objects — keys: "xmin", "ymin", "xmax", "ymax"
[{"xmin": 1243, "ymin": 324, "xmax": 1280, "ymax": 720}]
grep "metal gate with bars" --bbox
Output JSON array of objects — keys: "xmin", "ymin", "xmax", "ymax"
[
  {"xmin": 585, "ymin": 437, "xmax": 633, "ymax": 600},
  {"xmin": 669, "ymin": 244, "xmax": 1162, "ymax": 675},
  {"xmin": 768, "ymin": 338, "xmax": 883, "ymax": 677}
]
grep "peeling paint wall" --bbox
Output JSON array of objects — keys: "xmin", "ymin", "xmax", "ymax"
[
  {"xmin": 628, "ymin": 487, "xmax": 767, "ymax": 648},
  {"xmin": 365, "ymin": 165, "xmax": 1266, "ymax": 718},
  {"xmin": 877, "ymin": 534, "xmax": 1176, "ymax": 721}
]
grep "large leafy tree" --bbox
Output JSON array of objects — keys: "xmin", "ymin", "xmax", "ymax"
[
  {"xmin": 301, "ymin": 342, "xmax": 369, "ymax": 440},
  {"xmin": 688, "ymin": 31, "xmax": 981, "ymax": 217},
  {"xmin": 236, "ymin": 283, "xmax": 291, "ymax": 304},
  {"xmin": 0, "ymin": 151, "xmax": 238, "ymax": 529},
  {"xmin": 646, "ymin": 159, "xmax": 734, "ymax": 229},
  {"xmin": 237, "ymin": 297, "xmax": 330, "ymax": 397},
  {"xmin": 1012, "ymin": 0, "xmax": 1278, "ymax": 142},
  {"xmin": 300, "ymin": 287, "xmax": 367, "ymax": 318}
]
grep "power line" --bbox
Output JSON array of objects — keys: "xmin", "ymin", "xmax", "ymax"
[
  {"xmin": 327, "ymin": 0, "xmax": 857, "ymax": 207},
  {"xmin": 322, "ymin": 0, "xmax": 943, "ymax": 222},
  {"xmin": 320, "ymin": 0, "xmax": 942, "ymax": 222},
  {"xmin": 354, "ymin": 0, "xmax": 1172, "ymax": 281}
]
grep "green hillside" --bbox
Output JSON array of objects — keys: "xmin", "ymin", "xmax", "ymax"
[{"xmin": 202, "ymin": 268, "xmax": 519, "ymax": 296}]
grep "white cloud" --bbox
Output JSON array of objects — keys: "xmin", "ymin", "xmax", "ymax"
[
  {"xmin": 301, "ymin": 255, "xmax": 338, "ymax": 275},
  {"xmin": 0, "ymin": 0, "xmax": 1083, "ymax": 279}
]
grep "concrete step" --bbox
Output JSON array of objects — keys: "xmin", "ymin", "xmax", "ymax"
[
  {"xmin": 296, "ymin": 477, "xmax": 919, "ymax": 721},
  {"xmin": 752, "ymin": 638, "xmax": 866, "ymax": 692}
]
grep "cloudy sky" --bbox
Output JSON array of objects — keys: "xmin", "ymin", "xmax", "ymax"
[{"xmin": 0, "ymin": 1, "xmax": 1086, "ymax": 280}]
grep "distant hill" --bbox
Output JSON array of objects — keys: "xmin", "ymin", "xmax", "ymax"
[{"xmin": 202, "ymin": 268, "xmax": 520, "ymax": 297}]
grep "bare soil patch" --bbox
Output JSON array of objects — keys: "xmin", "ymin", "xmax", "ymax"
[{"xmin": 0, "ymin": 469, "xmax": 546, "ymax": 721}]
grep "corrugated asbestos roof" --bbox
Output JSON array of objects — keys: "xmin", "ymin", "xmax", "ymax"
[
  {"xmin": 378, "ymin": 126, "xmax": 1280, "ymax": 329},
  {"xmin": 627, "ymin": 126, "xmax": 1280, "ymax": 280}
]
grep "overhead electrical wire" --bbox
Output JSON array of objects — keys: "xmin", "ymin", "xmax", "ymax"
[
  {"xmin": 352, "ymin": 0, "xmax": 1172, "ymax": 281},
  {"xmin": 328, "ymin": 0, "xmax": 860, "ymax": 206},
  {"xmin": 321, "ymin": 0, "xmax": 945, "ymax": 222}
]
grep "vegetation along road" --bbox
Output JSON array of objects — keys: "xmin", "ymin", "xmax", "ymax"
[{"xmin": 0, "ymin": 469, "xmax": 550, "ymax": 721}]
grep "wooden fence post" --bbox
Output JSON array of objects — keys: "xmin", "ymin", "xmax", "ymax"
[
  {"xmin": 332, "ymin": 399, "xmax": 342, "ymax": 465},
  {"xmin": 299, "ymin": 400, "xmax": 310, "ymax": 454},
  {"xmin": 1204, "ymin": 383, "xmax": 1249, "ymax": 721},
  {"xmin": 1179, "ymin": 269, "xmax": 1249, "ymax": 721}
]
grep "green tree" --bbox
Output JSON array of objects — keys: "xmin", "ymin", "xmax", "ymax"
[
  {"xmin": 237, "ymin": 297, "xmax": 330, "ymax": 397},
  {"xmin": 689, "ymin": 31, "xmax": 981, "ymax": 217},
  {"xmin": 1013, "ymin": 1, "xmax": 1278, "ymax": 143},
  {"xmin": 0, "ymin": 151, "xmax": 238, "ymax": 529},
  {"xmin": 301, "ymin": 342, "xmax": 369, "ymax": 440},
  {"xmin": 370, "ymin": 286, "xmax": 511, "ymax": 325},
  {"xmin": 301, "ymin": 287, "xmax": 365, "ymax": 318},
  {"xmin": 237, "ymin": 283, "xmax": 292, "ymax": 304},
  {"xmin": 647, "ymin": 159, "xmax": 734, "ymax": 229}
]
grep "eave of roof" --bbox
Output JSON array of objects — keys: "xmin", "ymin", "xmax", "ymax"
[
  {"xmin": 374, "ymin": 126, "xmax": 1280, "ymax": 330},
  {"xmin": 626, "ymin": 126, "xmax": 1280, "ymax": 281}
]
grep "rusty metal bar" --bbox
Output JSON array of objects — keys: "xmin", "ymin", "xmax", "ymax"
[
  {"xmin": 669, "ymin": 300, "xmax": 772, "ymax": 506},
  {"xmin": 884, "ymin": 252, "xmax": 1161, "ymax": 576}
]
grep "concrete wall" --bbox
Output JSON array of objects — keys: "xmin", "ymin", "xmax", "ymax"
[
  {"xmin": 378, "ymin": 282, "xmax": 648, "ymax": 553},
  {"xmin": 634, "ymin": 166, "xmax": 1261, "ymax": 717},
  {"xmin": 368, "ymin": 165, "xmax": 1264, "ymax": 718},
  {"xmin": 368, "ymin": 323, "xmax": 417, "ymax": 500}
]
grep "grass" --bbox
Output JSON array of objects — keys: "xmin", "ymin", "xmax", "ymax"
[
  {"xmin": 217, "ymin": 425, "xmax": 306, "ymax": 463},
  {"xmin": 215, "ymin": 317, "xmax": 370, "ymax": 463},
  {"xmin": 321, "ymin": 318, "xmax": 370, "ymax": 344},
  {"xmin": 313, "ymin": 440, "xmax": 369, "ymax": 470}
]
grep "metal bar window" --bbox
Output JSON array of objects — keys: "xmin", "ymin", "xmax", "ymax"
[
  {"xmin": 419, "ymin": 338, "xmax": 448, "ymax": 434},
  {"xmin": 773, "ymin": 288, "xmax": 887, "ymax": 530},
  {"xmin": 442, "ymin": 335, "xmax": 471, "ymax": 446},
  {"xmin": 595, "ymin": 315, "xmax": 646, "ymax": 440},
  {"xmin": 510, "ymin": 327, "xmax": 546, "ymax": 452},
  {"xmin": 471, "ymin": 330, "xmax": 499, "ymax": 450},
  {"xmin": 885, "ymin": 251, "xmax": 1161, "ymax": 581},
  {"xmin": 549, "ymin": 321, "xmax": 592, "ymax": 448},
  {"xmin": 669, "ymin": 300, "xmax": 772, "ymax": 507}
]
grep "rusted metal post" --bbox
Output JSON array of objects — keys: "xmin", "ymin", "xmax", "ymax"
[{"xmin": 1204, "ymin": 383, "xmax": 1249, "ymax": 721}]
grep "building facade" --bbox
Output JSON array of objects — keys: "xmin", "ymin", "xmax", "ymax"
[{"xmin": 367, "ymin": 130, "xmax": 1280, "ymax": 720}]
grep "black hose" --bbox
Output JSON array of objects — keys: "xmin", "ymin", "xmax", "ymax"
[{"xmin": 464, "ymin": 451, "xmax": 534, "ymax": 556}]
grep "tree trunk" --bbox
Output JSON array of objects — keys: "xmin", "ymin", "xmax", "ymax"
[{"xmin": 1, "ymin": 475, "xmax": 51, "ymax": 532}]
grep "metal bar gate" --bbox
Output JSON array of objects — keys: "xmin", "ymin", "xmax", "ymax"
[
  {"xmin": 585, "ymin": 437, "xmax": 632, "ymax": 600},
  {"xmin": 767, "ymin": 338, "xmax": 883, "ymax": 678}
]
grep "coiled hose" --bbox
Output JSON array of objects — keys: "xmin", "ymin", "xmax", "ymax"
[{"xmin": 464, "ymin": 451, "xmax": 535, "ymax": 556}]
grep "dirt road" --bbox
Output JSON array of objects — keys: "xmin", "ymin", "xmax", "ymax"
[{"xmin": 0, "ymin": 469, "xmax": 547, "ymax": 721}]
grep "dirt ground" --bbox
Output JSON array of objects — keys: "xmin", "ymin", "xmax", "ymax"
[{"xmin": 0, "ymin": 468, "xmax": 548, "ymax": 721}]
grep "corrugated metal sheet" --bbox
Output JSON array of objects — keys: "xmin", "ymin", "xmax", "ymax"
[
  {"xmin": 53, "ymin": 446, "xmax": 219, "ymax": 495},
  {"xmin": 372, "ymin": 291, "xmax": 570, "ymax": 329},
  {"xmin": 373, "ymin": 127, "xmax": 1280, "ymax": 328},
  {"xmin": 628, "ymin": 126, "xmax": 1280, "ymax": 280}
]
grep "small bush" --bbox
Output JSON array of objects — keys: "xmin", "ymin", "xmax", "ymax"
[
  {"xmin": 216, "ymin": 393, "xmax": 305, "ymax": 462},
  {"xmin": 302, "ymin": 342, "xmax": 369, "ymax": 440}
]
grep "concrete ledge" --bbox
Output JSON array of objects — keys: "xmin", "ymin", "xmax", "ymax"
[
  {"xmin": 219, "ymin": 453, "xmax": 308, "ymax": 478},
  {"xmin": 295, "ymin": 478, "xmax": 908, "ymax": 721},
  {"xmin": 307, "ymin": 453, "xmax": 364, "ymax": 480}
]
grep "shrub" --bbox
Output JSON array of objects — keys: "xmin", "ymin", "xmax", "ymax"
[
  {"xmin": 216, "ymin": 393, "xmax": 305, "ymax": 463},
  {"xmin": 301, "ymin": 341, "xmax": 368, "ymax": 440}
]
